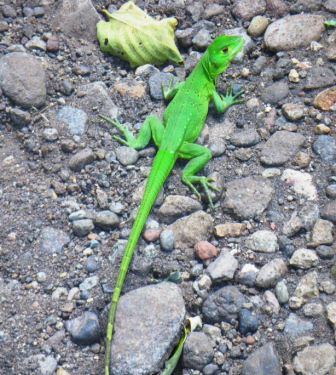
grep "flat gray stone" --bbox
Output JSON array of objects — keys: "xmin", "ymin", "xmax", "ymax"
[
  {"xmin": 313, "ymin": 135, "xmax": 336, "ymax": 163},
  {"xmin": 223, "ymin": 177, "xmax": 274, "ymax": 219},
  {"xmin": 40, "ymin": 227, "xmax": 70, "ymax": 254},
  {"xmin": 52, "ymin": 0, "xmax": 101, "ymax": 42},
  {"xmin": 304, "ymin": 66, "xmax": 336, "ymax": 90},
  {"xmin": 56, "ymin": 106, "xmax": 88, "ymax": 136},
  {"xmin": 261, "ymin": 81, "xmax": 289, "ymax": 104},
  {"xmin": 77, "ymin": 81, "xmax": 118, "ymax": 119},
  {"xmin": 230, "ymin": 129, "xmax": 261, "ymax": 147},
  {"xmin": 0, "ymin": 52, "xmax": 46, "ymax": 108},
  {"xmin": 158, "ymin": 195, "xmax": 202, "ymax": 224},
  {"xmin": 111, "ymin": 282, "xmax": 185, "ymax": 375},
  {"xmin": 260, "ymin": 131, "xmax": 305, "ymax": 166},
  {"xmin": 265, "ymin": 14, "xmax": 325, "ymax": 51},
  {"xmin": 284, "ymin": 313, "xmax": 313, "ymax": 337},
  {"xmin": 243, "ymin": 343, "xmax": 281, "ymax": 375}
]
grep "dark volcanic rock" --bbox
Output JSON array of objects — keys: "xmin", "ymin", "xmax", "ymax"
[{"xmin": 202, "ymin": 286, "xmax": 246, "ymax": 323}]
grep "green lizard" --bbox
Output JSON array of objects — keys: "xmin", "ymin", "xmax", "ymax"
[{"xmin": 100, "ymin": 34, "xmax": 244, "ymax": 375}]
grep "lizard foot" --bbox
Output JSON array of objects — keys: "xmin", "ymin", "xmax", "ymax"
[
  {"xmin": 100, "ymin": 115, "xmax": 137, "ymax": 147},
  {"xmin": 220, "ymin": 86, "xmax": 244, "ymax": 109},
  {"xmin": 183, "ymin": 176, "xmax": 219, "ymax": 208}
]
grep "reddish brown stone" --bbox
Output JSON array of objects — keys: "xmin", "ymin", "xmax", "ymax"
[
  {"xmin": 143, "ymin": 229, "xmax": 161, "ymax": 242},
  {"xmin": 314, "ymin": 87, "xmax": 336, "ymax": 111},
  {"xmin": 194, "ymin": 241, "xmax": 218, "ymax": 260}
]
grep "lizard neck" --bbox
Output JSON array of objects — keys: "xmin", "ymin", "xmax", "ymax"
[{"xmin": 199, "ymin": 51, "xmax": 218, "ymax": 85}]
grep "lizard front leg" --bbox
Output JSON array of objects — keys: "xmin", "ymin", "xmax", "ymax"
[
  {"xmin": 99, "ymin": 114, "xmax": 164, "ymax": 149},
  {"xmin": 212, "ymin": 86, "xmax": 244, "ymax": 114},
  {"xmin": 178, "ymin": 142, "xmax": 219, "ymax": 208},
  {"xmin": 162, "ymin": 80, "xmax": 185, "ymax": 101}
]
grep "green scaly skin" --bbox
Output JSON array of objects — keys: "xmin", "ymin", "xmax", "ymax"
[{"xmin": 100, "ymin": 34, "xmax": 244, "ymax": 375}]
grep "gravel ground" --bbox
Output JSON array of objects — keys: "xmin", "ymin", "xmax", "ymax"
[{"xmin": 0, "ymin": 0, "xmax": 336, "ymax": 374}]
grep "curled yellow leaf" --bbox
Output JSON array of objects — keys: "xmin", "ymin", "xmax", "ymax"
[{"xmin": 97, "ymin": 1, "xmax": 183, "ymax": 68}]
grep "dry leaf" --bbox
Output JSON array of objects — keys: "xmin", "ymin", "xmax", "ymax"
[{"xmin": 97, "ymin": 1, "xmax": 183, "ymax": 68}]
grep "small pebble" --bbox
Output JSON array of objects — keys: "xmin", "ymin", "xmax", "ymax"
[
  {"xmin": 194, "ymin": 241, "xmax": 218, "ymax": 260},
  {"xmin": 160, "ymin": 229, "xmax": 175, "ymax": 251}
]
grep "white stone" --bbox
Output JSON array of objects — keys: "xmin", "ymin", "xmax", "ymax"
[{"xmin": 281, "ymin": 169, "xmax": 318, "ymax": 200}]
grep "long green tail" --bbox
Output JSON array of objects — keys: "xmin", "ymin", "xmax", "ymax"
[{"xmin": 105, "ymin": 149, "xmax": 177, "ymax": 375}]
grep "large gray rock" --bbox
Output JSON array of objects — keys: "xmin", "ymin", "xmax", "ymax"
[
  {"xmin": 52, "ymin": 0, "xmax": 101, "ymax": 42},
  {"xmin": 243, "ymin": 343, "xmax": 282, "ymax": 375},
  {"xmin": 77, "ymin": 81, "xmax": 118, "ymax": 119},
  {"xmin": 202, "ymin": 286, "xmax": 245, "ymax": 323},
  {"xmin": 265, "ymin": 14, "xmax": 325, "ymax": 51},
  {"xmin": 158, "ymin": 195, "xmax": 202, "ymax": 224},
  {"xmin": 111, "ymin": 282, "xmax": 185, "ymax": 375},
  {"xmin": 168, "ymin": 211, "xmax": 214, "ymax": 250},
  {"xmin": 40, "ymin": 227, "xmax": 70, "ymax": 254},
  {"xmin": 0, "ymin": 52, "xmax": 46, "ymax": 108},
  {"xmin": 293, "ymin": 344, "xmax": 336, "ymax": 375},
  {"xmin": 260, "ymin": 131, "xmax": 305, "ymax": 166},
  {"xmin": 223, "ymin": 177, "xmax": 274, "ymax": 219},
  {"xmin": 304, "ymin": 67, "xmax": 336, "ymax": 90}
]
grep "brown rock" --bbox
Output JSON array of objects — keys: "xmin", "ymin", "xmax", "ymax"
[
  {"xmin": 143, "ymin": 229, "xmax": 161, "ymax": 242},
  {"xmin": 214, "ymin": 223, "xmax": 247, "ymax": 238},
  {"xmin": 313, "ymin": 87, "xmax": 336, "ymax": 111},
  {"xmin": 194, "ymin": 241, "xmax": 218, "ymax": 260},
  {"xmin": 46, "ymin": 36, "xmax": 60, "ymax": 52},
  {"xmin": 114, "ymin": 81, "xmax": 146, "ymax": 99}
]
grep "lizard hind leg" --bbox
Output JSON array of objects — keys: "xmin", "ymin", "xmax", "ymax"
[
  {"xmin": 178, "ymin": 142, "xmax": 218, "ymax": 208},
  {"xmin": 99, "ymin": 114, "xmax": 164, "ymax": 150}
]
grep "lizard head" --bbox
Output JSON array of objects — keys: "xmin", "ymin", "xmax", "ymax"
[{"xmin": 204, "ymin": 35, "xmax": 244, "ymax": 79}]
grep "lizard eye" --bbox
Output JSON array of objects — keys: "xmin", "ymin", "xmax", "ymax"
[{"xmin": 222, "ymin": 47, "xmax": 229, "ymax": 54}]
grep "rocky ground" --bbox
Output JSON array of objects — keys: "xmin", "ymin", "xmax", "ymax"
[{"xmin": 0, "ymin": 0, "xmax": 336, "ymax": 374}]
